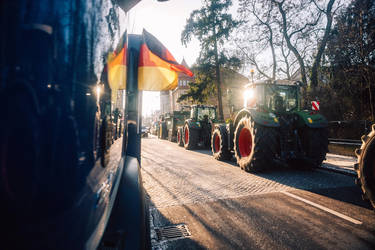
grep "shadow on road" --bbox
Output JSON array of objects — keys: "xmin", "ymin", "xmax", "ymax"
[
  {"xmin": 145, "ymin": 190, "xmax": 206, "ymax": 249},
  {"xmin": 144, "ymin": 175, "xmax": 258, "ymax": 249},
  {"xmin": 254, "ymin": 168, "xmax": 372, "ymax": 209},
  {"xmin": 144, "ymin": 169, "xmax": 375, "ymax": 249}
]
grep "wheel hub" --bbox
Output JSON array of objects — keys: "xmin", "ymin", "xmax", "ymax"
[
  {"xmin": 185, "ymin": 127, "xmax": 189, "ymax": 144},
  {"xmin": 238, "ymin": 128, "xmax": 252, "ymax": 157},
  {"xmin": 214, "ymin": 134, "xmax": 220, "ymax": 153}
]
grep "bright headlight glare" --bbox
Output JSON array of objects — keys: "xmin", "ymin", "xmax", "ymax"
[
  {"xmin": 96, "ymin": 85, "xmax": 101, "ymax": 97},
  {"xmin": 244, "ymin": 89, "xmax": 254, "ymax": 100}
]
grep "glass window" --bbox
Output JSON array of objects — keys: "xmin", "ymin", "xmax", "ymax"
[
  {"xmin": 197, "ymin": 107, "xmax": 216, "ymax": 120},
  {"xmin": 264, "ymin": 85, "xmax": 298, "ymax": 112}
]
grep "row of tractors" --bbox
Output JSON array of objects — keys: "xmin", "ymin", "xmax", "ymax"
[{"xmin": 155, "ymin": 80, "xmax": 375, "ymax": 209}]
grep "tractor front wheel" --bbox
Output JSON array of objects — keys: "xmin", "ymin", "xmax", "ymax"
[
  {"xmin": 183, "ymin": 124, "xmax": 198, "ymax": 150},
  {"xmin": 234, "ymin": 117, "xmax": 279, "ymax": 172},
  {"xmin": 212, "ymin": 126, "xmax": 231, "ymax": 161},
  {"xmin": 177, "ymin": 127, "xmax": 184, "ymax": 147}
]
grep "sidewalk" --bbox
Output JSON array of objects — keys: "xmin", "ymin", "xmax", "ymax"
[{"xmin": 321, "ymin": 153, "xmax": 357, "ymax": 176}]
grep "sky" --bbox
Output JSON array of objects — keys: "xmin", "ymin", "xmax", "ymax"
[
  {"xmin": 128, "ymin": 0, "xmax": 202, "ymax": 66},
  {"xmin": 126, "ymin": 0, "xmax": 240, "ymax": 116}
]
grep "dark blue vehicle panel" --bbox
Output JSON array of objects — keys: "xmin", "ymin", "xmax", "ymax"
[{"xmin": 0, "ymin": 0, "xmax": 148, "ymax": 249}]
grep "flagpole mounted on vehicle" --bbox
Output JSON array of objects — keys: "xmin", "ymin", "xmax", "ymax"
[{"xmin": 124, "ymin": 34, "xmax": 142, "ymax": 163}]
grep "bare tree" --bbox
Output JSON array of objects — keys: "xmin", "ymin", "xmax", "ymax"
[
  {"xmin": 271, "ymin": 0, "xmax": 323, "ymax": 85},
  {"xmin": 310, "ymin": 0, "xmax": 337, "ymax": 88},
  {"xmin": 237, "ymin": 0, "xmax": 280, "ymax": 79}
]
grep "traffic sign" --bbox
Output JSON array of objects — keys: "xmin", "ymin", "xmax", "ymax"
[{"xmin": 312, "ymin": 101, "xmax": 320, "ymax": 111}]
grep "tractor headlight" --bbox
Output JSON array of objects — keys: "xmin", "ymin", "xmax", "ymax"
[{"xmin": 244, "ymin": 89, "xmax": 255, "ymax": 107}]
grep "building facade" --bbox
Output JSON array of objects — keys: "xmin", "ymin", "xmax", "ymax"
[
  {"xmin": 204, "ymin": 68, "xmax": 249, "ymax": 120},
  {"xmin": 160, "ymin": 59, "xmax": 249, "ymax": 120}
]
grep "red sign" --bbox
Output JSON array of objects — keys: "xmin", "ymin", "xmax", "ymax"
[{"xmin": 312, "ymin": 101, "xmax": 320, "ymax": 111}]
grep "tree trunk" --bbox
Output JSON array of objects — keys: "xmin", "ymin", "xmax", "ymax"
[
  {"xmin": 310, "ymin": 0, "xmax": 335, "ymax": 88},
  {"xmin": 276, "ymin": 0, "xmax": 308, "ymax": 85},
  {"xmin": 213, "ymin": 28, "xmax": 224, "ymax": 121},
  {"xmin": 269, "ymin": 27, "xmax": 276, "ymax": 80}
]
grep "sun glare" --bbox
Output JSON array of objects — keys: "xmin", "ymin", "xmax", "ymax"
[{"xmin": 142, "ymin": 91, "xmax": 160, "ymax": 116}]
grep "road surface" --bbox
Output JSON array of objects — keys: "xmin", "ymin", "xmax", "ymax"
[{"xmin": 141, "ymin": 136, "xmax": 375, "ymax": 250}]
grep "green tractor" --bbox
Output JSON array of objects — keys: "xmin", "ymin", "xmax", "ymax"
[
  {"xmin": 355, "ymin": 124, "xmax": 375, "ymax": 209},
  {"xmin": 164, "ymin": 111, "xmax": 190, "ymax": 142},
  {"xmin": 211, "ymin": 80, "xmax": 329, "ymax": 172},
  {"xmin": 181, "ymin": 105, "xmax": 217, "ymax": 149}
]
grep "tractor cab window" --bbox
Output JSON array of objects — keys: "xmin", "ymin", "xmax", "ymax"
[
  {"xmin": 265, "ymin": 85, "xmax": 298, "ymax": 112},
  {"xmin": 197, "ymin": 107, "xmax": 216, "ymax": 121},
  {"xmin": 191, "ymin": 108, "xmax": 195, "ymax": 119}
]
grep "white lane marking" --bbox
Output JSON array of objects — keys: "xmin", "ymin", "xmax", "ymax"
[{"xmin": 282, "ymin": 191, "xmax": 362, "ymax": 225}]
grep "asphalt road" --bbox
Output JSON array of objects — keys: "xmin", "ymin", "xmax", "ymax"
[{"xmin": 141, "ymin": 135, "xmax": 375, "ymax": 250}]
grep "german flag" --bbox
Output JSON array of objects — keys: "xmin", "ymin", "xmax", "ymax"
[
  {"xmin": 107, "ymin": 31, "xmax": 127, "ymax": 91},
  {"xmin": 138, "ymin": 29, "xmax": 193, "ymax": 91}
]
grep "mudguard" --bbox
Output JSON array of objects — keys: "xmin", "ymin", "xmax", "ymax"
[
  {"xmin": 233, "ymin": 109, "xmax": 280, "ymax": 129},
  {"xmin": 294, "ymin": 111, "xmax": 328, "ymax": 128},
  {"xmin": 185, "ymin": 119, "xmax": 201, "ymax": 129}
]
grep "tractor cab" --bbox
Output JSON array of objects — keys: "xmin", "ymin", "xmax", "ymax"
[
  {"xmin": 190, "ymin": 105, "xmax": 217, "ymax": 122},
  {"xmin": 180, "ymin": 105, "xmax": 217, "ymax": 150},
  {"xmin": 244, "ymin": 80, "xmax": 300, "ymax": 114}
]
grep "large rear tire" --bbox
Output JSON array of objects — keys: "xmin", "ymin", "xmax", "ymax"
[
  {"xmin": 300, "ymin": 128, "xmax": 328, "ymax": 168},
  {"xmin": 177, "ymin": 127, "xmax": 184, "ymax": 147},
  {"xmin": 234, "ymin": 117, "xmax": 279, "ymax": 172},
  {"xmin": 212, "ymin": 126, "xmax": 231, "ymax": 161},
  {"xmin": 355, "ymin": 124, "xmax": 375, "ymax": 209},
  {"xmin": 183, "ymin": 124, "xmax": 198, "ymax": 150}
]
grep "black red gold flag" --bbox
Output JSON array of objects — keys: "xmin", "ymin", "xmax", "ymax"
[
  {"xmin": 138, "ymin": 29, "xmax": 193, "ymax": 91},
  {"xmin": 107, "ymin": 31, "xmax": 127, "ymax": 91}
]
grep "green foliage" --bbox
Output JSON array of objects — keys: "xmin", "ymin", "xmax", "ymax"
[
  {"xmin": 181, "ymin": 0, "xmax": 239, "ymax": 47},
  {"xmin": 177, "ymin": 63, "xmax": 216, "ymax": 103},
  {"xmin": 181, "ymin": 0, "xmax": 241, "ymax": 119},
  {"xmin": 325, "ymin": 0, "xmax": 375, "ymax": 121}
]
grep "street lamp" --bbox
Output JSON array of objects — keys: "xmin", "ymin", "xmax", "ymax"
[{"xmin": 250, "ymin": 69, "xmax": 254, "ymax": 84}]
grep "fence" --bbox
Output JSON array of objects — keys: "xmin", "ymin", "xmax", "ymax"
[
  {"xmin": 328, "ymin": 138, "xmax": 362, "ymax": 146},
  {"xmin": 328, "ymin": 120, "xmax": 372, "ymax": 141}
]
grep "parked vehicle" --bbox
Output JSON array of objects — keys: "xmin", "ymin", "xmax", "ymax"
[
  {"xmin": 0, "ymin": 1, "xmax": 154, "ymax": 249},
  {"xmin": 142, "ymin": 126, "xmax": 149, "ymax": 137},
  {"xmin": 211, "ymin": 80, "xmax": 329, "ymax": 172}
]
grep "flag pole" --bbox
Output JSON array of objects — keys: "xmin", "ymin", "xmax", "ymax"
[{"xmin": 124, "ymin": 34, "xmax": 142, "ymax": 163}]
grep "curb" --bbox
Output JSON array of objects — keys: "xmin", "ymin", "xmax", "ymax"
[{"xmin": 319, "ymin": 163, "xmax": 356, "ymax": 176}]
